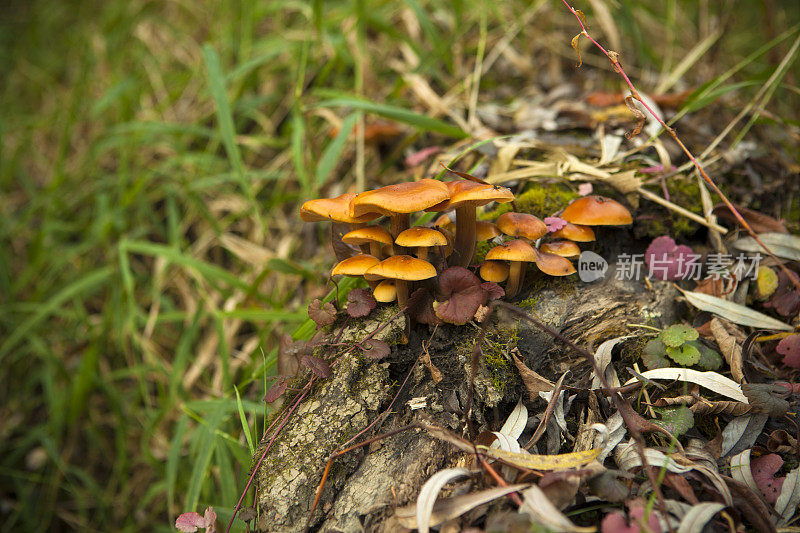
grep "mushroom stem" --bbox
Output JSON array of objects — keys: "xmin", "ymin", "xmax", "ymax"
[
  {"xmin": 416, "ymin": 247, "xmax": 428, "ymax": 262},
  {"xmin": 453, "ymin": 206, "xmax": 477, "ymax": 267},
  {"xmin": 390, "ymin": 214, "xmax": 410, "ymax": 255},
  {"xmin": 506, "ymin": 261, "xmax": 523, "ymax": 298},
  {"xmin": 369, "ymin": 242, "xmax": 384, "ymax": 260},
  {"xmin": 396, "ymin": 280, "xmax": 409, "ymax": 309}
]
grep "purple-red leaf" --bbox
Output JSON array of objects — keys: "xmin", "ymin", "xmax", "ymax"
[
  {"xmin": 176, "ymin": 507, "xmax": 216, "ymax": 532},
  {"xmin": 361, "ymin": 339, "xmax": 391, "ymax": 360},
  {"xmin": 777, "ymin": 335, "xmax": 800, "ymax": 369},
  {"xmin": 308, "ymin": 299, "xmax": 337, "ymax": 327},
  {"xmin": 176, "ymin": 513, "xmax": 206, "ymax": 532},
  {"xmin": 301, "ymin": 354, "xmax": 332, "ymax": 378},
  {"xmin": 434, "ymin": 267, "xmax": 487, "ymax": 325},
  {"xmin": 644, "ymin": 236, "xmax": 696, "ymax": 281},
  {"xmin": 264, "ymin": 375, "xmax": 289, "ymax": 403},
  {"xmin": 544, "ymin": 216, "xmax": 567, "ymax": 232},
  {"xmin": 751, "ymin": 453, "xmax": 785, "ymax": 505},
  {"xmin": 346, "ymin": 288, "xmax": 377, "ymax": 318},
  {"xmin": 481, "ymin": 281, "xmax": 505, "ymax": 301},
  {"xmin": 764, "ymin": 270, "xmax": 800, "ymax": 317},
  {"xmin": 407, "ymin": 287, "xmax": 442, "ymax": 326},
  {"xmin": 601, "ymin": 501, "xmax": 661, "ymax": 533}
]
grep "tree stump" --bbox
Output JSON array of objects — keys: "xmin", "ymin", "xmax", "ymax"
[{"xmin": 254, "ymin": 270, "xmax": 680, "ymax": 532}]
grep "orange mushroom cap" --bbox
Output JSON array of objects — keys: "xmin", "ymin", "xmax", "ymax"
[
  {"xmin": 535, "ymin": 251, "xmax": 577, "ymax": 276},
  {"xmin": 551, "ymin": 222, "xmax": 596, "ymax": 242},
  {"xmin": 395, "ymin": 227, "xmax": 447, "ymax": 248},
  {"xmin": 539, "ymin": 240, "xmax": 581, "ymax": 258},
  {"xmin": 331, "ymin": 254, "xmax": 380, "ymax": 277},
  {"xmin": 480, "ymin": 261, "xmax": 510, "ymax": 283},
  {"xmin": 350, "ymin": 179, "xmax": 450, "ymax": 218},
  {"xmin": 496, "ymin": 212, "xmax": 548, "ymax": 240},
  {"xmin": 440, "ymin": 180, "xmax": 515, "ymax": 210},
  {"xmin": 301, "ymin": 193, "xmax": 379, "ymax": 223},
  {"xmin": 341, "ymin": 226, "xmax": 393, "ymax": 246},
  {"xmin": 373, "ymin": 280, "xmax": 397, "ymax": 303},
  {"xmin": 365, "ymin": 255, "xmax": 438, "ymax": 281},
  {"xmin": 560, "ymin": 195, "xmax": 632, "ymax": 225},
  {"xmin": 475, "ymin": 221, "xmax": 501, "ymax": 241},
  {"xmin": 485, "ymin": 239, "xmax": 538, "ymax": 263}
]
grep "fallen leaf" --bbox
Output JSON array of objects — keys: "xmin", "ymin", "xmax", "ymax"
[
  {"xmin": 416, "ymin": 468, "xmax": 472, "ymax": 533},
  {"xmin": 677, "ymin": 502, "xmax": 725, "ymax": 533},
  {"xmin": 751, "ymin": 453, "xmax": 785, "ymax": 505},
  {"xmin": 741, "ymin": 383, "xmax": 790, "ymax": 417},
  {"xmin": 763, "ymin": 270, "xmax": 800, "ymax": 317},
  {"xmin": 645, "ymin": 236, "xmax": 696, "ymax": 281},
  {"xmin": 477, "ymin": 444, "xmax": 601, "ymax": 471},
  {"xmin": 709, "ymin": 318, "xmax": 745, "ymax": 383},
  {"xmin": 512, "ymin": 350, "xmax": 555, "ymax": 398},
  {"xmin": 679, "ymin": 289, "xmax": 793, "ymax": 331},
  {"xmin": 623, "ymin": 368, "xmax": 747, "ymax": 403},
  {"xmin": 346, "ymin": 288, "xmax": 376, "ymax": 318},
  {"xmin": 713, "ymin": 205, "xmax": 788, "ymax": 234},
  {"xmin": 734, "ymin": 233, "xmax": 800, "ymax": 261},
  {"xmin": 776, "ymin": 335, "xmax": 800, "ymax": 369},
  {"xmin": 519, "ymin": 484, "xmax": 594, "ymax": 532},
  {"xmin": 601, "ymin": 500, "xmax": 661, "ymax": 533}
]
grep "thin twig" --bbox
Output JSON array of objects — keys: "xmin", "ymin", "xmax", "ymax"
[{"xmin": 561, "ymin": 0, "xmax": 800, "ymax": 292}]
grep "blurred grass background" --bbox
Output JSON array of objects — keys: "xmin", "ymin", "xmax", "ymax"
[{"xmin": 0, "ymin": 0, "xmax": 797, "ymax": 530}]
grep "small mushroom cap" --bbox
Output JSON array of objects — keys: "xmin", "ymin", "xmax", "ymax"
[
  {"xmin": 496, "ymin": 212, "xmax": 548, "ymax": 240},
  {"xmin": 560, "ymin": 195, "xmax": 632, "ymax": 225},
  {"xmin": 535, "ymin": 251, "xmax": 577, "ymax": 276},
  {"xmin": 331, "ymin": 254, "xmax": 380, "ymax": 277},
  {"xmin": 475, "ymin": 221, "xmax": 501, "ymax": 241},
  {"xmin": 301, "ymin": 193, "xmax": 379, "ymax": 223},
  {"xmin": 365, "ymin": 255, "xmax": 438, "ymax": 281},
  {"xmin": 539, "ymin": 240, "xmax": 581, "ymax": 258},
  {"xmin": 433, "ymin": 214, "xmax": 455, "ymax": 232},
  {"xmin": 480, "ymin": 261, "xmax": 510, "ymax": 283},
  {"xmin": 373, "ymin": 280, "xmax": 397, "ymax": 303},
  {"xmin": 440, "ymin": 180, "xmax": 515, "ymax": 210},
  {"xmin": 342, "ymin": 225, "xmax": 393, "ymax": 246},
  {"xmin": 350, "ymin": 179, "xmax": 450, "ymax": 217},
  {"xmin": 395, "ymin": 227, "xmax": 447, "ymax": 248},
  {"xmin": 551, "ymin": 222, "xmax": 596, "ymax": 242},
  {"xmin": 485, "ymin": 239, "xmax": 538, "ymax": 262}
]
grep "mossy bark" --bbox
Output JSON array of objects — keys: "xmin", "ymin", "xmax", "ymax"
[{"xmin": 254, "ymin": 267, "xmax": 680, "ymax": 532}]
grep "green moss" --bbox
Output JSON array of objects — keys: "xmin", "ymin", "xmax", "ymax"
[
  {"xmin": 637, "ymin": 176, "xmax": 725, "ymax": 239},
  {"xmin": 480, "ymin": 182, "xmax": 579, "ymax": 220},
  {"xmin": 515, "ymin": 272, "xmax": 578, "ymax": 309},
  {"xmin": 474, "ymin": 240, "xmax": 494, "ymax": 264}
]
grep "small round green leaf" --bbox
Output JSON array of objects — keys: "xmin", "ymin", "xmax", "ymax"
[{"xmin": 661, "ymin": 324, "xmax": 699, "ymax": 347}]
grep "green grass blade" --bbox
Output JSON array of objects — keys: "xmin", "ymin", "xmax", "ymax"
[
  {"xmin": 202, "ymin": 44, "xmax": 260, "ymax": 220},
  {"xmin": 0, "ymin": 266, "xmax": 113, "ymax": 361},
  {"xmin": 315, "ymin": 112, "xmax": 357, "ymax": 189},
  {"xmin": 313, "ymin": 92, "xmax": 468, "ymax": 138},
  {"xmin": 167, "ymin": 415, "xmax": 189, "ymax": 518},
  {"xmin": 234, "ymin": 386, "xmax": 255, "ymax": 455},
  {"xmin": 183, "ymin": 404, "xmax": 226, "ymax": 511}
]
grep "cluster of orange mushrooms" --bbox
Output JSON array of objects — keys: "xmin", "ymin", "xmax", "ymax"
[{"xmin": 301, "ymin": 177, "xmax": 633, "ymax": 310}]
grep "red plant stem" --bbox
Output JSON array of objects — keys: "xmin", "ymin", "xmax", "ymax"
[
  {"xmin": 479, "ymin": 456, "xmax": 524, "ymax": 506},
  {"xmin": 561, "ymin": 0, "xmax": 800, "ymax": 293},
  {"xmin": 226, "ymin": 379, "xmax": 315, "ymax": 533}
]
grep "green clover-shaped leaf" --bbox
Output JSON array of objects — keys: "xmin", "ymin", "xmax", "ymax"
[
  {"xmin": 666, "ymin": 343, "xmax": 701, "ymax": 365},
  {"xmin": 652, "ymin": 405, "xmax": 694, "ymax": 437},
  {"xmin": 642, "ymin": 338, "xmax": 670, "ymax": 370},
  {"xmin": 660, "ymin": 324, "xmax": 699, "ymax": 348}
]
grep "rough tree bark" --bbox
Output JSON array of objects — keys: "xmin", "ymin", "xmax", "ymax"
[{"xmin": 254, "ymin": 269, "xmax": 680, "ymax": 532}]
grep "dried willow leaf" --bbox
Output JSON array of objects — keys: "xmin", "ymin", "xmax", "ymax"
[
  {"xmin": 721, "ymin": 414, "xmax": 768, "ymax": 457},
  {"xmin": 519, "ymin": 484, "xmax": 594, "ymax": 533},
  {"xmin": 512, "ymin": 350, "xmax": 554, "ymax": 398},
  {"xmin": 590, "ymin": 336, "xmax": 631, "ymax": 390},
  {"xmin": 775, "ymin": 466, "xmax": 800, "ymax": 525},
  {"xmin": 394, "ymin": 484, "xmax": 529, "ymax": 529},
  {"xmin": 571, "ymin": 34, "xmax": 583, "ymax": 67},
  {"xmin": 690, "ymin": 400, "xmax": 751, "ymax": 416},
  {"xmin": 733, "ymin": 232, "xmax": 800, "ymax": 261},
  {"xmin": 477, "ymin": 445, "xmax": 601, "ymax": 471},
  {"xmin": 710, "ymin": 318, "xmax": 745, "ymax": 383},
  {"xmin": 416, "ymin": 468, "xmax": 472, "ymax": 533},
  {"xmin": 623, "ymin": 367, "xmax": 747, "ymax": 403},
  {"xmin": 499, "ymin": 401, "xmax": 528, "ymax": 442},
  {"xmin": 679, "ymin": 288, "xmax": 793, "ymax": 331},
  {"xmin": 677, "ymin": 502, "xmax": 726, "ymax": 533}
]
